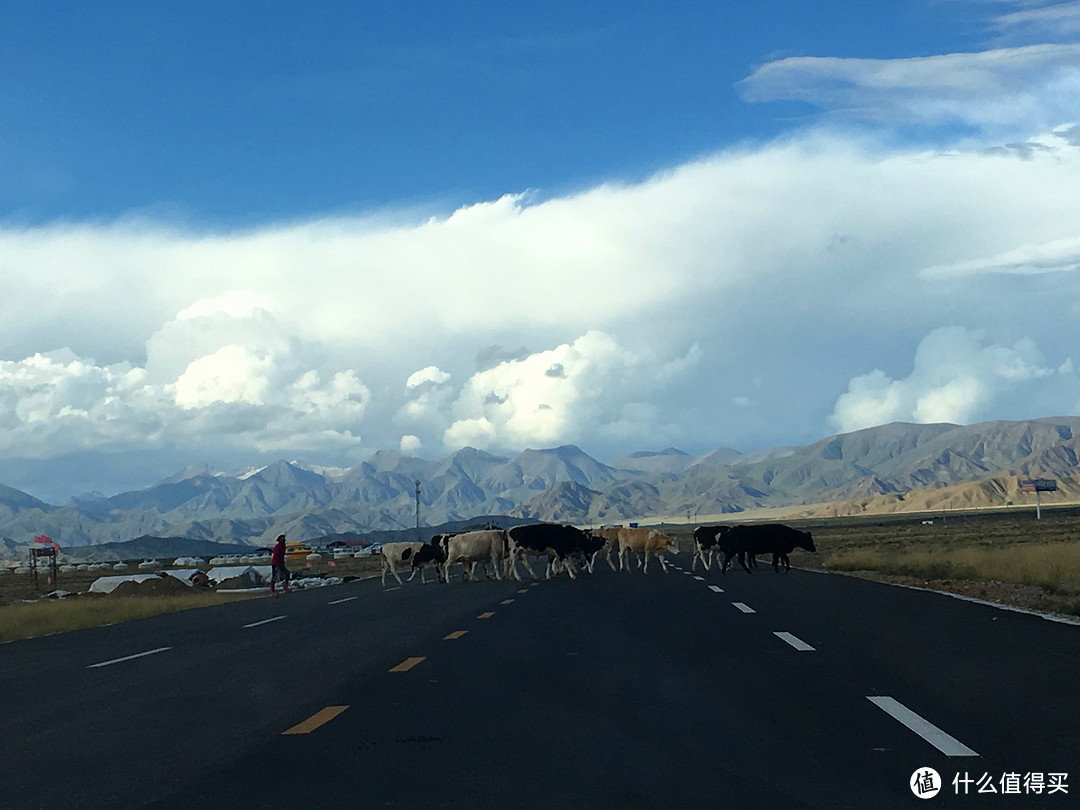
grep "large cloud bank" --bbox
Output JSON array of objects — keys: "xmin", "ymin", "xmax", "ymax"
[{"xmin": 3, "ymin": 2, "xmax": 1080, "ymax": 498}]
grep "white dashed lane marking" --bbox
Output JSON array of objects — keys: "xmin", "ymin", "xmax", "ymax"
[
  {"xmin": 87, "ymin": 647, "xmax": 172, "ymax": 669},
  {"xmin": 732, "ymin": 602, "xmax": 755, "ymax": 613},
  {"xmin": 328, "ymin": 596, "xmax": 357, "ymax": 605},
  {"xmin": 867, "ymin": 696, "xmax": 979, "ymax": 757},
  {"xmin": 774, "ymin": 631, "xmax": 815, "ymax": 651},
  {"xmin": 693, "ymin": 576, "xmax": 705, "ymax": 581},
  {"xmin": 243, "ymin": 615, "xmax": 286, "ymax": 629},
  {"xmin": 708, "ymin": 585, "xmax": 724, "ymax": 593}
]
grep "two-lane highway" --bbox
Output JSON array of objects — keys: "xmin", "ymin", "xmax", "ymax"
[{"xmin": 2, "ymin": 559, "xmax": 1076, "ymax": 808}]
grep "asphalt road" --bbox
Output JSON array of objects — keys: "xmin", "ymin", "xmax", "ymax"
[{"xmin": 2, "ymin": 556, "xmax": 1077, "ymax": 809}]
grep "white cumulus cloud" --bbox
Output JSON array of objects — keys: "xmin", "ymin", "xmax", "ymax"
[
  {"xmin": 829, "ymin": 326, "xmax": 1065, "ymax": 432},
  {"xmin": 442, "ymin": 331, "xmax": 700, "ymax": 451}
]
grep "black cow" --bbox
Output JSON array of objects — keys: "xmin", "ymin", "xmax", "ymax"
[
  {"xmin": 410, "ymin": 535, "xmax": 449, "ymax": 583},
  {"xmin": 505, "ymin": 524, "xmax": 596, "ymax": 580},
  {"xmin": 719, "ymin": 524, "xmax": 815, "ymax": 573},
  {"xmin": 569, "ymin": 529, "xmax": 606, "ymax": 574},
  {"xmin": 691, "ymin": 525, "xmax": 730, "ymax": 571}
]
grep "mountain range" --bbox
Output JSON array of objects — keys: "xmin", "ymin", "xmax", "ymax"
[{"xmin": 1, "ymin": 416, "xmax": 1078, "ymax": 551}]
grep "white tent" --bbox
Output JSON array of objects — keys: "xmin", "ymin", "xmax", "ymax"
[
  {"xmin": 207, "ymin": 565, "xmax": 271, "ymax": 587},
  {"xmin": 163, "ymin": 569, "xmax": 202, "ymax": 585}
]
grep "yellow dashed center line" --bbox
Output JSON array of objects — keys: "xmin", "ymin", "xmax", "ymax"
[
  {"xmin": 477, "ymin": 611, "xmax": 495, "ymax": 619},
  {"xmin": 530, "ymin": 582, "xmax": 540, "ymax": 587},
  {"xmin": 282, "ymin": 705, "xmax": 348, "ymax": 735},
  {"xmin": 389, "ymin": 656, "xmax": 426, "ymax": 672},
  {"xmin": 501, "ymin": 599, "xmax": 514, "ymax": 605},
  {"xmin": 444, "ymin": 630, "xmax": 467, "ymax": 640},
  {"xmin": 517, "ymin": 589, "xmax": 529, "ymax": 594}
]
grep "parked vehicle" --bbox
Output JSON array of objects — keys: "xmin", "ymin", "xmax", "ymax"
[{"xmin": 285, "ymin": 542, "xmax": 315, "ymax": 559}]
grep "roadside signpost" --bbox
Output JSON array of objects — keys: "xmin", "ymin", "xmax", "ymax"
[
  {"xmin": 1019, "ymin": 478, "xmax": 1057, "ymax": 520},
  {"xmin": 30, "ymin": 534, "xmax": 60, "ymax": 590}
]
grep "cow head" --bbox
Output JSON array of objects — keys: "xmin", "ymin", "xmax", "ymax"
[
  {"xmin": 798, "ymin": 531, "xmax": 816, "ymax": 553},
  {"xmin": 577, "ymin": 529, "xmax": 605, "ymax": 556}
]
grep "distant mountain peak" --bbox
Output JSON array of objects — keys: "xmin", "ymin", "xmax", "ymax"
[{"xmin": 628, "ymin": 447, "xmax": 688, "ymax": 459}]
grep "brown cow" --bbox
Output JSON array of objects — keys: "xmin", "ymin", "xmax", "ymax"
[{"xmin": 617, "ymin": 528, "xmax": 678, "ymax": 573}]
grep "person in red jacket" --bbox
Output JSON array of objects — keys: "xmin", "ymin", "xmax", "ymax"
[{"xmin": 270, "ymin": 534, "xmax": 290, "ymax": 594}]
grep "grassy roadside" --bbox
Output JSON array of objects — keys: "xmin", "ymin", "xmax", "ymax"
[
  {"xmin": 786, "ymin": 509, "xmax": 1080, "ymax": 618},
  {"xmin": 0, "ymin": 554, "xmax": 383, "ymax": 643},
  {"xmin": 0, "ymin": 592, "xmax": 257, "ymax": 644},
  {"xmin": 823, "ymin": 542, "xmax": 1080, "ymax": 590}
]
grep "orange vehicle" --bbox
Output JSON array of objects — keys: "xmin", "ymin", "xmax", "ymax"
[{"xmin": 285, "ymin": 542, "xmax": 315, "ymax": 559}]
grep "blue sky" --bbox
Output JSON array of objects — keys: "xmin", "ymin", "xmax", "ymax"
[
  {"xmin": 3, "ymin": 1, "xmax": 987, "ymax": 223},
  {"xmin": 3, "ymin": 1, "xmax": 1080, "ymax": 501}
]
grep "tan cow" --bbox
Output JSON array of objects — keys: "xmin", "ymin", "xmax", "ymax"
[
  {"xmin": 593, "ymin": 527, "xmax": 623, "ymax": 571},
  {"xmin": 617, "ymin": 528, "xmax": 678, "ymax": 573}
]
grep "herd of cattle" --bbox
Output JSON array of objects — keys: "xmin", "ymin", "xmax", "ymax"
[{"xmin": 378, "ymin": 522, "xmax": 816, "ymax": 586}]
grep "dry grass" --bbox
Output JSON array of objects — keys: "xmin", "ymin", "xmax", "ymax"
[
  {"xmin": 0, "ymin": 591, "xmax": 256, "ymax": 644},
  {"xmin": 823, "ymin": 542, "xmax": 1080, "ymax": 592}
]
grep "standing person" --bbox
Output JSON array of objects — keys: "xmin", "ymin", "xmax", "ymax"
[{"xmin": 270, "ymin": 534, "xmax": 290, "ymax": 594}]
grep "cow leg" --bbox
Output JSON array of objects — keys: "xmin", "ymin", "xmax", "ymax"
[
  {"xmin": 605, "ymin": 549, "xmax": 618, "ymax": 571},
  {"xmin": 738, "ymin": 551, "xmax": 752, "ymax": 574},
  {"xmin": 704, "ymin": 548, "xmax": 714, "ymax": 571},
  {"xmin": 658, "ymin": 552, "xmax": 669, "ymax": 573},
  {"xmin": 562, "ymin": 556, "xmax": 578, "ymax": 579},
  {"xmin": 391, "ymin": 564, "xmax": 405, "ymax": 586},
  {"xmin": 506, "ymin": 550, "xmax": 522, "ymax": 581},
  {"xmin": 520, "ymin": 553, "xmax": 540, "ymax": 580},
  {"xmin": 642, "ymin": 550, "xmax": 650, "ymax": 574}
]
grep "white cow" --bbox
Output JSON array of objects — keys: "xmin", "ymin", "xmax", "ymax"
[
  {"xmin": 441, "ymin": 530, "xmax": 508, "ymax": 582},
  {"xmin": 380, "ymin": 542, "xmax": 425, "ymax": 586}
]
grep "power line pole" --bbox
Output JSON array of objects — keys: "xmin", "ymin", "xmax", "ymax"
[{"xmin": 414, "ymin": 479, "xmax": 422, "ymax": 541}]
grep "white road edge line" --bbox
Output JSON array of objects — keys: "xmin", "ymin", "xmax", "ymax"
[
  {"xmin": 732, "ymin": 602, "xmax": 755, "ymax": 613},
  {"xmin": 867, "ymin": 696, "xmax": 979, "ymax": 757},
  {"xmin": 88, "ymin": 647, "xmax": 172, "ymax": 669},
  {"xmin": 244, "ymin": 615, "xmax": 286, "ymax": 628},
  {"xmin": 328, "ymin": 596, "xmax": 358, "ymax": 605},
  {"xmin": 774, "ymin": 631, "xmax": 815, "ymax": 651},
  {"xmin": 708, "ymin": 585, "xmax": 724, "ymax": 593}
]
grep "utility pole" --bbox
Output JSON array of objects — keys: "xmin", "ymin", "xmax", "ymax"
[{"xmin": 414, "ymin": 479, "xmax": 422, "ymax": 541}]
